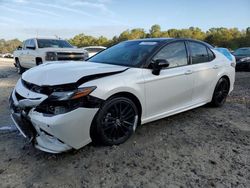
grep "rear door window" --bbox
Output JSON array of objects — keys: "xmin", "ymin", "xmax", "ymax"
[{"xmin": 189, "ymin": 42, "xmax": 209, "ymax": 64}]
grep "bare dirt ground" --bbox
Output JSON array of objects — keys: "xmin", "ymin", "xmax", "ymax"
[{"xmin": 0, "ymin": 58, "xmax": 249, "ymax": 188}]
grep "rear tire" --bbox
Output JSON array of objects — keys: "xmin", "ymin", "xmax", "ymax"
[
  {"xmin": 210, "ymin": 77, "xmax": 230, "ymax": 107},
  {"xmin": 16, "ymin": 59, "xmax": 25, "ymax": 74},
  {"xmin": 91, "ymin": 97, "xmax": 139, "ymax": 146}
]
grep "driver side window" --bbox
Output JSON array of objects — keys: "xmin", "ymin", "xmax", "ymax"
[
  {"xmin": 22, "ymin": 40, "xmax": 30, "ymax": 50},
  {"xmin": 153, "ymin": 42, "xmax": 188, "ymax": 68},
  {"xmin": 29, "ymin": 39, "xmax": 36, "ymax": 48}
]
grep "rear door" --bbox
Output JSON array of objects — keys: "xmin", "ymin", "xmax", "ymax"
[
  {"xmin": 187, "ymin": 41, "xmax": 218, "ymax": 104},
  {"xmin": 143, "ymin": 41, "xmax": 195, "ymax": 121}
]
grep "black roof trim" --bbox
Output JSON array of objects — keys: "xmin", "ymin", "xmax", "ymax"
[{"xmin": 126, "ymin": 38, "xmax": 214, "ymax": 49}]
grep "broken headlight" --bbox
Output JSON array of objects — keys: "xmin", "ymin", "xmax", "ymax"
[
  {"xmin": 49, "ymin": 86, "xmax": 96, "ymax": 101},
  {"xmin": 35, "ymin": 86, "xmax": 102, "ymax": 115}
]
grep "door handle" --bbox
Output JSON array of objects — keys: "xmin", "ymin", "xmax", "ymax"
[
  {"xmin": 185, "ymin": 70, "xmax": 193, "ymax": 75},
  {"xmin": 213, "ymin": 65, "xmax": 219, "ymax": 69}
]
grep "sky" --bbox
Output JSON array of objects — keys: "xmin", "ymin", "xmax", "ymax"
[{"xmin": 0, "ymin": 0, "xmax": 249, "ymax": 40}]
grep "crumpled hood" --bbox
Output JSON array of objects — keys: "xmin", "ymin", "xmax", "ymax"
[{"xmin": 22, "ymin": 61, "xmax": 128, "ymax": 86}]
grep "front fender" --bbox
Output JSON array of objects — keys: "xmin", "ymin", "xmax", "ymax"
[{"xmin": 81, "ymin": 68, "xmax": 146, "ymax": 118}]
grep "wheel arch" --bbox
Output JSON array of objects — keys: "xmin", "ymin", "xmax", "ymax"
[
  {"xmin": 220, "ymin": 75, "xmax": 230, "ymax": 89},
  {"xmin": 36, "ymin": 57, "xmax": 43, "ymax": 65},
  {"xmin": 89, "ymin": 91, "xmax": 143, "ymax": 144},
  {"xmin": 107, "ymin": 92, "xmax": 142, "ymax": 120}
]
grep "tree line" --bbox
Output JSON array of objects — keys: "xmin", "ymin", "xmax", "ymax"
[
  {"xmin": 1, "ymin": 25, "xmax": 250, "ymax": 54},
  {"xmin": 0, "ymin": 39, "xmax": 22, "ymax": 54},
  {"xmin": 69, "ymin": 25, "xmax": 250, "ymax": 50}
]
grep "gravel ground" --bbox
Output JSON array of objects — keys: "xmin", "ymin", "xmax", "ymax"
[{"xmin": 0, "ymin": 59, "xmax": 249, "ymax": 188}]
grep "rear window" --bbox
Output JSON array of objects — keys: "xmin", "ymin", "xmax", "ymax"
[{"xmin": 215, "ymin": 48, "xmax": 232, "ymax": 61}]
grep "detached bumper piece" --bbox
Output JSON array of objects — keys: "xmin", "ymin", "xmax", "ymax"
[
  {"xmin": 9, "ymin": 79, "xmax": 100, "ymax": 153},
  {"xmin": 11, "ymin": 113, "xmax": 35, "ymax": 139},
  {"xmin": 35, "ymin": 132, "xmax": 72, "ymax": 154}
]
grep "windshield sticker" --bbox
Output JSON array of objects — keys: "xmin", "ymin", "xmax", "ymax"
[{"xmin": 139, "ymin": 42, "xmax": 158, "ymax": 45}]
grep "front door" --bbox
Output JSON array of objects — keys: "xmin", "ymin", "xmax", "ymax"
[
  {"xmin": 19, "ymin": 40, "xmax": 29, "ymax": 67},
  {"xmin": 143, "ymin": 41, "xmax": 194, "ymax": 122}
]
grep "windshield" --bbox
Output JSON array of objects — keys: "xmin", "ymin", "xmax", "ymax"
[
  {"xmin": 37, "ymin": 39, "xmax": 73, "ymax": 48},
  {"xmin": 234, "ymin": 48, "xmax": 250, "ymax": 56},
  {"xmin": 87, "ymin": 41, "xmax": 159, "ymax": 67}
]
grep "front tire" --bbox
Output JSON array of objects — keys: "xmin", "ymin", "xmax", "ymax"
[
  {"xmin": 36, "ymin": 59, "xmax": 43, "ymax": 66},
  {"xmin": 16, "ymin": 59, "xmax": 25, "ymax": 74},
  {"xmin": 210, "ymin": 77, "xmax": 230, "ymax": 107},
  {"xmin": 91, "ymin": 97, "xmax": 139, "ymax": 146}
]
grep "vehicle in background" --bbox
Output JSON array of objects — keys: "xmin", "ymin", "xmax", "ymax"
[
  {"xmin": 13, "ymin": 38, "xmax": 89, "ymax": 74},
  {"xmin": 82, "ymin": 46, "xmax": 106, "ymax": 57},
  {"xmin": 9, "ymin": 38, "xmax": 235, "ymax": 153},
  {"xmin": 215, "ymin": 47, "xmax": 236, "ymax": 67},
  {"xmin": 233, "ymin": 47, "xmax": 250, "ymax": 71},
  {"xmin": 1, "ymin": 53, "xmax": 14, "ymax": 58}
]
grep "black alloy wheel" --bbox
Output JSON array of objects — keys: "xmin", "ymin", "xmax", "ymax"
[
  {"xmin": 91, "ymin": 97, "xmax": 139, "ymax": 145},
  {"xmin": 211, "ymin": 77, "xmax": 230, "ymax": 107}
]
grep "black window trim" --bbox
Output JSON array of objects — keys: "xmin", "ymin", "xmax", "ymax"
[{"xmin": 206, "ymin": 47, "xmax": 216, "ymax": 61}]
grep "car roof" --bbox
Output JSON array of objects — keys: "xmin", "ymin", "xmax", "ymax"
[
  {"xmin": 126, "ymin": 38, "xmax": 214, "ymax": 48},
  {"xmin": 128, "ymin": 38, "xmax": 173, "ymax": 42},
  {"xmin": 25, "ymin": 38, "xmax": 65, "ymax": 41}
]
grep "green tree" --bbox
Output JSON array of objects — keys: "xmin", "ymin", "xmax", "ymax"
[
  {"xmin": 149, "ymin": 24, "xmax": 162, "ymax": 38},
  {"xmin": 0, "ymin": 39, "xmax": 22, "ymax": 53}
]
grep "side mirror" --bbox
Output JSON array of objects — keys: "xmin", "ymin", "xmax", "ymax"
[
  {"xmin": 26, "ymin": 45, "xmax": 36, "ymax": 50},
  {"xmin": 151, "ymin": 59, "xmax": 169, "ymax": 75}
]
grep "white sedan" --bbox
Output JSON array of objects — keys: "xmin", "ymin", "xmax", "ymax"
[{"xmin": 9, "ymin": 38, "xmax": 235, "ymax": 153}]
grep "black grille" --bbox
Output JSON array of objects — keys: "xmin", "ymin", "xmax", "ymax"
[{"xmin": 57, "ymin": 52, "xmax": 84, "ymax": 61}]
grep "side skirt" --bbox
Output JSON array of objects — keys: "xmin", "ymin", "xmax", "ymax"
[{"xmin": 141, "ymin": 100, "xmax": 209, "ymax": 125}]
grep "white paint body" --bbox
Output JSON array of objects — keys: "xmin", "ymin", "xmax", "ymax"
[{"xmin": 10, "ymin": 48, "xmax": 235, "ymax": 153}]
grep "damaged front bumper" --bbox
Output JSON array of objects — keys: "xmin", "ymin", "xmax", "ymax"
[{"xmin": 9, "ymin": 79, "xmax": 98, "ymax": 153}]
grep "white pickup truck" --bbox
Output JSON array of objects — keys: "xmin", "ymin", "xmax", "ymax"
[{"xmin": 13, "ymin": 38, "xmax": 88, "ymax": 74}]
